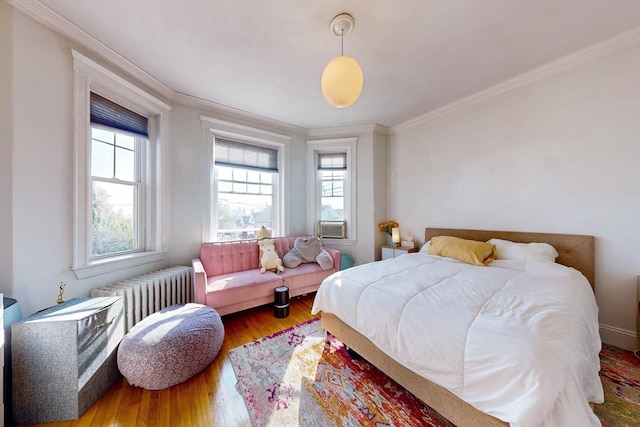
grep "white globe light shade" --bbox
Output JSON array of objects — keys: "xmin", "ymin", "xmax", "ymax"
[{"xmin": 321, "ymin": 55, "xmax": 364, "ymax": 108}]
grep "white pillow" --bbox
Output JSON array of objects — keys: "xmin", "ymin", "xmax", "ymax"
[
  {"xmin": 487, "ymin": 238, "xmax": 558, "ymax": 262},
  {"xmin": 419, "ymin": 240, "xmax": 431, "ymax": 253}
]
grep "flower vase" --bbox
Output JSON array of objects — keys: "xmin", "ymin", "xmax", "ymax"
[{"xmin": 388, "ymin": 235, "xmax": 394, "ymax": 246}]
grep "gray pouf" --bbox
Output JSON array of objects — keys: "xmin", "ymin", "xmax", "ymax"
[{"xmin": 117, "ymin": 303, "xmax": 224, "ymax": 390}]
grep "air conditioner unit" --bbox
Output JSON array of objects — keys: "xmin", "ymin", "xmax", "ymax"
[{"xmin": 318, "ymin": 221, "xmax": 346, "ymax": 239}]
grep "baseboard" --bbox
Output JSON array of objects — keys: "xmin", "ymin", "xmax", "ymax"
[{"xmin": 599, "ymin": 323, "xmax": 637, "ymax": 351}]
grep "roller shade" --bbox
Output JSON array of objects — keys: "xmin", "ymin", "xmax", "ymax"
[
  {"xmin": 317, "ymin": 152, "xmax": 347, "ymax": 170},
  {"xmin": 215, "ymin": 138, "xmax": 278, "ymax": 172},
  {"xmin": 90, "ymin": 92, "xmax": 148, "ymax": 137}
]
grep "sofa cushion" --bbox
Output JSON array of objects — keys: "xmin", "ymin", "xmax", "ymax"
[
  {"xmin": 207, "ymin": 269, "xmax": 282, "ymax": 292},
  {"xmin": 315, "ymin": 249, "xmax": 334, "ymax": 270},
  {"xmin": 207, "ymin": 269, "xmax": 282, "ymax": 310},
  {"xmin": 283, "ymin": 237, "xmax": 334, "ymax": 270},
  {"xmin": 294, "ymin": 237, "xmax": 322, "ymax": 262},
  {"xmin": 278, "ymin": 263, "xmax": 338, "ymax": 290},
  {"xmin": 200, "ymin": 240, "xmax": 260, "ymax": 276}
]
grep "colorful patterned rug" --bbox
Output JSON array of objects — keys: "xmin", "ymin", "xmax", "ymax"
[
  {"xmin": 595, "ymin": 345, "xmax": 640, "ymax": 427},
  {"xmin": 229, "ymin": 318, "xmax": 640, "ymax": 427}
]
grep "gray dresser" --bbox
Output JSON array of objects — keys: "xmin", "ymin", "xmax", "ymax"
[{"xmin": 11, "ymin": 297, "xmax": 124, "ymax": 424}]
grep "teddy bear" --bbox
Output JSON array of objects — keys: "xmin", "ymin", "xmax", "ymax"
[{"xmin": 257, "ymin": 226, "xmax": 284, "ymax": 273}]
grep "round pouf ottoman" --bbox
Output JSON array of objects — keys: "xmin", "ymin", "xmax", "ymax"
[{"xmin": 117, "ymin": 303, "xmax": 224, "ymax": 390}]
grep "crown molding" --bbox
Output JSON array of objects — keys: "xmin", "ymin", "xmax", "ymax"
[
  {"xmin": 307, "ymin": 123, "xmax": 388, "ymax": 139},
  {"xmin": 72, "ymin": 49, "xmax": 172, "ymax": 112},
  {"xmin": 7, "ymin": 0, "xmax": 175, "ymax": 100},
  {"xmin": 390, "ymin": 25, "xmax": 640, "ymax": 135},
  {"xmin": 200, "ymin": 115, "xmax": 293, "ymax": 144},
  {"xmin": 177, "ymin": 92, "xmax": 307, "ymax": 137}
]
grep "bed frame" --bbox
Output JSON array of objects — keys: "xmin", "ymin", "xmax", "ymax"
[{"xmin": 321, "ymin": 228, "xmax": 595, "ymax": 427}]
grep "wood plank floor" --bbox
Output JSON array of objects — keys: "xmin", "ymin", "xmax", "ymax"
[{"xmin": 15, "ymin": 295, "xmax": 317, "ymax": 427}]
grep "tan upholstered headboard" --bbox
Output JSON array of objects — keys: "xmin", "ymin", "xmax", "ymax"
[{"xmin": 425, "ymin": 228, "xmax": 595, "ymax": 289}]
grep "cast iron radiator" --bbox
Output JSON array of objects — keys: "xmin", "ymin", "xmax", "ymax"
[{"xmin": 90, "ymin": 266, "xmax": 193, "ymax": 333}]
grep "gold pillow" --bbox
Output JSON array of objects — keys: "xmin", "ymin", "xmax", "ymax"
[{"xmin": 427, "ymin": 236, "xmax": 496, "ymax": 266}]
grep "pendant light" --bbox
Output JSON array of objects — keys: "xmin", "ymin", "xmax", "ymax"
[{"xmin": 321, "ymin": 13, "xmax": 364, "ymax": 108}]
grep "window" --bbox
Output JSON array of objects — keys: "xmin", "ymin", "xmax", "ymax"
[
  {"xmin": 213, "ymin": 138, "xmax": 279, "ymax": 241},
  {"xmin": 307, "ymin": 138, "xmax": 357, "ymax": 241},
  {"xmin": 202, "ymin": 117, "xmax": 289, "ymax": 242},
  {"xmin": 73, "ymin": 50, "xmax": 170, "ymax": 278},
  {"xmin": 318, "ymin": 153, "xmax": 346, "ymax": 221},
  {"xmin": 90, "ymin": 93, "xmax": 146, "ymax": 259}
]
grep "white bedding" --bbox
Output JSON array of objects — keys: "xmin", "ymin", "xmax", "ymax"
[{"xmin": 311, "ymin": 253, "xmax": 603, "ymax": 427}]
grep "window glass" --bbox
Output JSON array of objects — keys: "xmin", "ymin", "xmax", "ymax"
[
  {"xmin": 320, "ymin": 170, "xmax": 345, "ymax": 220},
  {"xmin": 215, "ymin": 165, "xmax": 275, "ymax": 241},
  {"xmin": 91, "ymin": 139, "xmax": 114, "ymax": 178},
  {"xmin": 115, "ymin": 133, "xmax": 135, "ymax": 181},
  {"xmin": 90, "ymin": 126, "xmax": 142, "ymax": 258},
  {"xmin": 213, "ymin": 137, "xmax": 280, "ymax": 241},
  {"xmin": 91, "ymin": 180, "xmax": 136, "ymax": 256},
  {"xmin": 308, "ymin": 138, "xmax": 356, "ymax": 240}
]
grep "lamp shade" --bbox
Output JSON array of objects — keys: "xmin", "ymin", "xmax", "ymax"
[
  {"xmin": 392, "ymin": 227, "xmax": 400, "ymax": 245},
  {"xmin": 321, "ymin": 55, "xmax": 364, "ymax": 108}
]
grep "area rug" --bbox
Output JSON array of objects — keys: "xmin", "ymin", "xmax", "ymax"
[
  {"xmin": 229, "ymin": 318, "xmax": 640, "ymax": 427},
  {"xmin": 228, "ymin": 317, "xmax": 452, "ymax": 427},
  {"xmin": 595, "ymin": 344, "xmax": 640, "ymax": 427}
]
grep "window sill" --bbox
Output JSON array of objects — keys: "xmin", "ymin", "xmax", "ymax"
[{"xmin": 72, "ymin": 251, "xmax": 168, "ymax": 279}]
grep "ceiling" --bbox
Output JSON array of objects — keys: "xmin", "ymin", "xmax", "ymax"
[{"xmin": 29, "ymin": 0, "xmax": 640, "ymax": 129}]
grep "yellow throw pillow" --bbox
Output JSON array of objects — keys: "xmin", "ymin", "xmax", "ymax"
[{"xmin": 427, "ymin": 236, "xmax": 496, "ymax": 266}]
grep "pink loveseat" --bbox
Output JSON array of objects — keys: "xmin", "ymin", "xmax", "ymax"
[{"xmin": 192, "ymin": 237, "xmax": 340, "ymax": 316}]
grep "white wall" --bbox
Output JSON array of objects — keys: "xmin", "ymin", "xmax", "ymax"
[
  {"xmin": 9, "ymin": 9, "xmax": 86, "ymax": 313},
  {"xmin": 0, "ymin": 2, "xmax": 14, "ymax": 302},
  {"xmin": 388, "ymin": 40, "xmax": 640, "ymax": 349},
  {"xmin": 306, "ymin": 125, "xmax": 389, "ymax": 266},
  {"xmin": 167, "ymin": 106, "xmax": 389, "ymax": 275},
  {"xmin": 1, "ymin": 5, "xmax": 371, "ymax": 317},
  {"xmin": 2, "ymin": 8, "xmax": 176, "ymax": 317},
  {"xmin": 4, "ymin": 2, "xmax": 638, "ymax": 351},
  {"xmin": 167, "ymin": 101, "xmax": 310, "ymax": 267}
]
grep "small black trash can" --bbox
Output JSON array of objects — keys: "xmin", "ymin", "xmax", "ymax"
[{"xmin": 274, "ymin": 286, "xmax": 290, "ymax": 318}]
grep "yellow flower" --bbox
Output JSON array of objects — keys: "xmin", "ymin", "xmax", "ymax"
[{"xmin": 378, "ymin": 220, "xmax": 399, "ymax": 235}]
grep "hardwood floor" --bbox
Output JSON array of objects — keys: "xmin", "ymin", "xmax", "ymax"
[{"xmin": 15, "ymin": 295, "xmax": 317, "ymax": 427}]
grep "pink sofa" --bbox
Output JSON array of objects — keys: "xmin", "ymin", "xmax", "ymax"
[{"xmin": 192, "ymin": 237, "xmax": 340, "ymax": 316}]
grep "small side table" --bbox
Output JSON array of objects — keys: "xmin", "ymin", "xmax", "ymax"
[
  {"xmin": 12, "ymin": 297, "xmax": 124, "ymax": 424},
  {"xmin": 381, "ymin": 245, "xmax": 417, "ymax": 260}
]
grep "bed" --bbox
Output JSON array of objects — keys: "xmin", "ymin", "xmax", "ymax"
[{"xmin": 311, "ymin": 228, "xmax": 602, "ymax": 427}]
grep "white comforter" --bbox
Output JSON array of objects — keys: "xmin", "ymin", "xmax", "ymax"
[{"xmin": 311, "ymin": 253, "xmax": 603, "ymax": 427}]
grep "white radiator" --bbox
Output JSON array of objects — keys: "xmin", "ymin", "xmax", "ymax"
[{"xmin": 90, "ymin": 266, "xmax": 194, "ymax": 333}]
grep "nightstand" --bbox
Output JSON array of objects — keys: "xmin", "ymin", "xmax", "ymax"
[{"xmin": 381, "ymin": 245, "xmax": 417, "ymax": 260}]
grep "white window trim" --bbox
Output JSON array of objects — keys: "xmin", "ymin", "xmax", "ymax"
[
  {"xmin": 200, "ymin": 116, "xmax": 290, "ymax": 242},
  {"xmin": 307, "ymin": 137, "xmax": 357, "ymax": 245},
  {"xmin": 72, "ymin": 50, "xmax": 171, "ymax": 278}
]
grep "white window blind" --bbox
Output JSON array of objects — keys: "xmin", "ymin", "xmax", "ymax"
[
  {"xmin": 215, "ymin": 138, "xmax": 278, "ymax": 172},
  {"xmin": 317, "ymin": 152, "xmax": 347, "ymax": 170}
]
